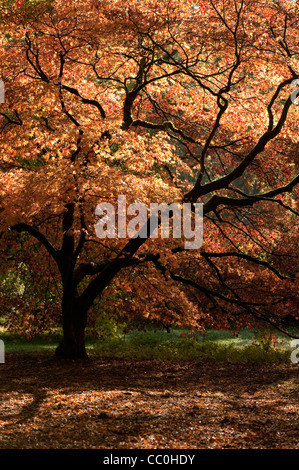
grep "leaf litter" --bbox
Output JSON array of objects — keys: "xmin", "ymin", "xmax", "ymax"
[{"xmin": 0, "ymin": 353, "xmax": 298, "ymax": 449}]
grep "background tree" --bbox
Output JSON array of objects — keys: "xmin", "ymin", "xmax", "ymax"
[{"xmin": 0, "ymin": 0, "xmax": 298, "ymax": 358}]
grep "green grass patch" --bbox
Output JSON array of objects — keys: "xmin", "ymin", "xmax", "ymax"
[
  {"xmin": 89, "ymin": 329, "xmax": 293, "ymax": 363},
  {"xmin": 0, "ymin": 326, "xmax": 296, "ymax": 363}
]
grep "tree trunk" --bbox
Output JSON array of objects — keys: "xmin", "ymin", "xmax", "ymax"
[{"xmin": 55, "ymin": 295, "xmax": 89, "ymax": 359}]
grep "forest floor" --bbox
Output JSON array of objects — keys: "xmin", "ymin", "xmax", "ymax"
[{"xmin": 0, "ymin": 353, "xmax": 298, "ymax": 449}]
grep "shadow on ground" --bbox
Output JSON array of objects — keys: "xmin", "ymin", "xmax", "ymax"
[{"xmin": 0, "ymin": 353, "xmax": 298, "ymax": 449}]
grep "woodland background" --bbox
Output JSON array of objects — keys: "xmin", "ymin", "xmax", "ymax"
[{"xmin": 0, "ymin": 0, "xmax": 298, "ymax": 449}]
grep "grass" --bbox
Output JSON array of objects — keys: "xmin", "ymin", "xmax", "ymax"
[
  {"xmin": 89, "ymin": 327, "xmax": 294, "ymax": 363},
  {"xmin": 0, "ymin": 324, "xmax": 297, "ymax": 363}
]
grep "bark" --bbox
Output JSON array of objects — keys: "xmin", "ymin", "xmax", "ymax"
[{"xmin": 55, "ymin": 294, "xmax": 89, "ymax": 360}]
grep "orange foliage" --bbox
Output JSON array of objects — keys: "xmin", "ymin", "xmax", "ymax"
[{"xmin": 0, "ymin": 0, "xmax": 298, "ymax": 356}]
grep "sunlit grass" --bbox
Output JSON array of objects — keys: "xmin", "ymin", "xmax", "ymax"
[{"xmin": 1, "ymin": 325, "xmax": 296, "ymax": 363}]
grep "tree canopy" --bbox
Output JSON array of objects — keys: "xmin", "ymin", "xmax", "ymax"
[{"xmin": 0, "ymin": 0, "xmax": 298, "ymax": 358}]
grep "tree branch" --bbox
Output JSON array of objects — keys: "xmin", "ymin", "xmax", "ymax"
[
  {"xmin": 9, "ymin": 223, "xmax": 59, "ymax": 263},
  {"xmin": 203, "ymin": 174, "xmax": 299, "ymax": 215},
  {"xmin": 185, "ymin": 89, "xmax": 293, "ymax": 202}
]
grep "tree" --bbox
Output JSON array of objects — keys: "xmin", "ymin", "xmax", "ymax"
[{"xmin": 0, "ymin": 0, "xmax": 298, "ymax": 358}]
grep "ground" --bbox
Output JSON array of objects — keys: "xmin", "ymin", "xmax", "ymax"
[{"xmin": 0, "ymin": 353, "xmax": 298, "ymax": 449}]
